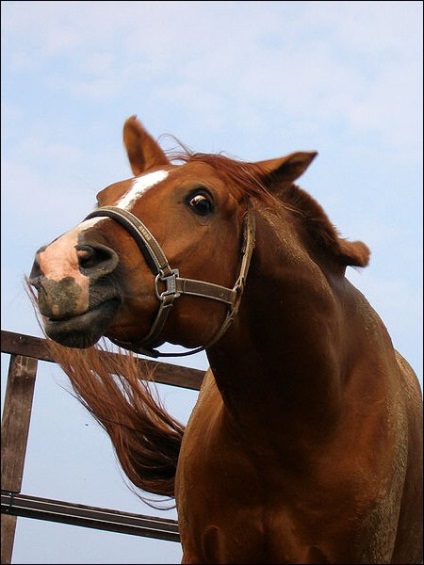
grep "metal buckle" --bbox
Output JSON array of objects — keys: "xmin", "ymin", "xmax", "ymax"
[{"xmin": 155, "ymin": 269, "xmax": 181, "ymax": 305}]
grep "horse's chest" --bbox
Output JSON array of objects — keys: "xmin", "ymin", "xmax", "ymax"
[
  {"xmin": 176, "ymin": 383, "xmax": 260, "ymax": 506},
  {"xmin": 175, "ymin": 381, "xmax": 266, "ymax": 556},
  {"xmin": 174, "ymin": 374, "xmax": 402, "ymax": 563}
]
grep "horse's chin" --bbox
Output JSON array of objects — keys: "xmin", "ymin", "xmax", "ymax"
[{"xmin": 44, "ymin": 299, "xmax": 121, "ymax": 349}]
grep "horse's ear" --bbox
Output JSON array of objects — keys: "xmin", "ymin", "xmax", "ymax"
[
  {"xmin": 257, "ymin": 151, "xmax": 318, "ymax": 192},
  {"xmin": 123, "ymin": 115, "xmax": 170, "ymax": 176}
]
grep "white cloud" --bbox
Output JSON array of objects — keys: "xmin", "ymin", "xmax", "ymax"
[{"xmin": 3, "ymin": 1, "xmax": 421, "ymax": 159}]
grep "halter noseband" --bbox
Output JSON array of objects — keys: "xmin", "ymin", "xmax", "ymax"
[{"xmin": 84, "ymin": 205, "xmax": 255, "ymax": 358}]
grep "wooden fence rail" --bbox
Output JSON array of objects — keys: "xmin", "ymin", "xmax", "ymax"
[{"xmin": 1, "ymin": 329, "xmax": 204, "ymax": 564}]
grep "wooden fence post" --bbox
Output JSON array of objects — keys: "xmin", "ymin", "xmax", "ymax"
[
  {"xmin": 1, "ymin": 354, "xmax": 38, "ymax": 564},
  {"xmin": 1, "ymin": 330, "xmax": 203, "ymax": 560}
]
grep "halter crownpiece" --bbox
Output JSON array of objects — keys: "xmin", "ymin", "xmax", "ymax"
[{"xmin": 84, "ymin": 204, "xmax": 255, "ymax": 358}]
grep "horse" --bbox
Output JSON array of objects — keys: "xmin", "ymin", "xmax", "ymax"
[{"xmin": 28, "ymin": 115, "xmax": 423, "ymax": 564}]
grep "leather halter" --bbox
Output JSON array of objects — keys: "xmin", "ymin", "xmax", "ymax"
[{"xmin": 84, "ymin": 205, "xmax": 255, "ymax": 358}]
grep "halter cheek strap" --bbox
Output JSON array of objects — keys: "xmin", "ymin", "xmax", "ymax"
[{"xmin": 84, "ymin": 205, "xmax": 255, "ymax": 358}]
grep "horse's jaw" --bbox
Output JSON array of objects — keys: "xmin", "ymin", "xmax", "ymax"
[{"xmin": 42, "ymin": 298, "xmax": 121, "ymax": 349}]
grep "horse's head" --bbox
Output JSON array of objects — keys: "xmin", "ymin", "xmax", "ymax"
[{"xmin": 28, "ymin": 116, "xmax": 321, "ymax": 356}]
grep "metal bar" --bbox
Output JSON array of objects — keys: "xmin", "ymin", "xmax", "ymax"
[{"xmin": 1, "ymin": 491, "xmax": 180, "ymax": 543}]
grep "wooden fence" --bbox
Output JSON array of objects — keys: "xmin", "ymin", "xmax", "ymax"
[{"xmin": 1, "ymin": 329, "xmax": 204, "ymax": 564}]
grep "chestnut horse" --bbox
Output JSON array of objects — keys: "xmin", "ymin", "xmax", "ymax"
[{"xmin": 29, "ymin": 116, "xmax": 422, "ymax": 564}]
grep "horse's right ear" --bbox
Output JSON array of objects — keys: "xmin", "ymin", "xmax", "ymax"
[
  {"xmin": 257, "ymin": 151, "xmax": 318, "ymax": 192},
  {"xmin": 123, "ymin": 115, "xmax": 170, "ymax": 176}
]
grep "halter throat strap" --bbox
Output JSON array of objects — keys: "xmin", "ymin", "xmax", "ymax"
[{"xmin": 84, "ymin": 205, "xmax": 255, "ymax": 358}]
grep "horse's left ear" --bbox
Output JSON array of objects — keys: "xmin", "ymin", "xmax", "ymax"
[
  {"xmin": 257, "ymin": 151, "xmax": 318, "ymax": 192},
  {"xmin": 123, "ymin": 115, "xmax": 170, "ymax": 176}
]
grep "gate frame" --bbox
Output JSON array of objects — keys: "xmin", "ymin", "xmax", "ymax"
[{"xmin": 1, "ymin": 329, "xmax": 204, "ymax": 564}]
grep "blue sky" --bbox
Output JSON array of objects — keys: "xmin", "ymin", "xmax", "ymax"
[{"xmin": 1, "ymin": 1, "xmax": 422, "ymax": 563}]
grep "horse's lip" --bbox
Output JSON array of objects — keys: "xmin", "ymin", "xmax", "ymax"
[
  {"xmin": 44, "ymin": 298, "xmax": 121, "ymax": 348},
  {"xmin": 46, "ymin": 298, "xmax": 120, "ymax": 324}
]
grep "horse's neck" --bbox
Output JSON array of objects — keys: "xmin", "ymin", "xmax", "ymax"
[{"xmin": 208, "ymin": 209, "xmax": 351, "ymax": 444}]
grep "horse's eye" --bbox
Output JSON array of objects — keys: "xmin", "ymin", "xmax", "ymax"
[{"xmin": 186, "ymin": 191, "xmax": 214, "ymax": 216}]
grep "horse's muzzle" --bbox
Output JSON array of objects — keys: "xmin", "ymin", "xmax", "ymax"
[{"xmin": 29, "ymin": 242, "xmax": 122, "ymax": 348}]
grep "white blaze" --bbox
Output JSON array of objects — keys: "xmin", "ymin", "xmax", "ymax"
[
  {"xmin": 117, "ymin": 170, "xmax": 169, "ymax": 209},
  {"xmin": 77, "ymin": 169, "xmax": 169, "ymax": 230}
]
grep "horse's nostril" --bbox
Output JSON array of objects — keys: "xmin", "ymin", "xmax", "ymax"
[
  {"xmin": 76, "ymin": 245, "xmax": 98, "ymax": 269},
  {"xmin": 76, "ymin": 244, "xmax": 119, "ymax": 278}
]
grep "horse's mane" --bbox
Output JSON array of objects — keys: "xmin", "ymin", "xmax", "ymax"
[
  {"xmin": 170, "ymin": 149, "xmax": 370, "ymax": 268},
  {"xmin": 170, "ymin": 150, "xmax": 269, "ymax": 201},
  {"xmin": 46, "ymin": 336, "xmax": 183, "ymax": 504}
]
